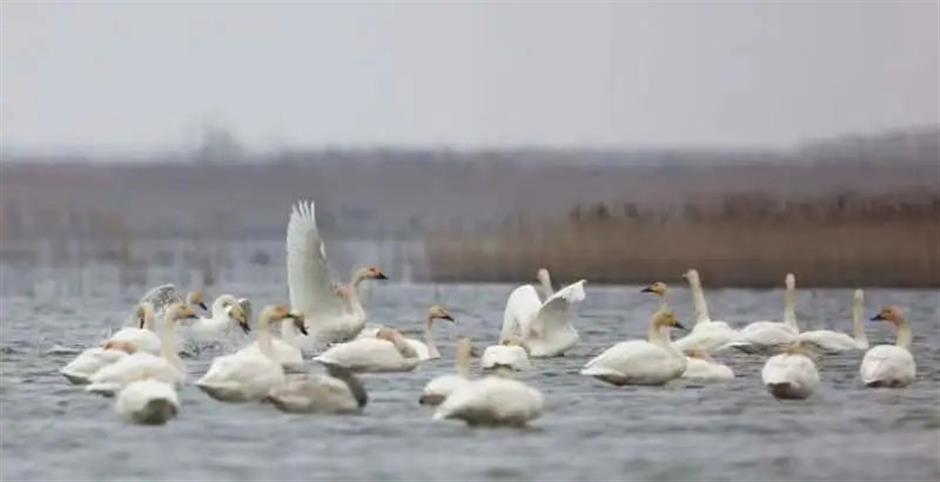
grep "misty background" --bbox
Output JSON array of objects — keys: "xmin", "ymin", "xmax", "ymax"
[{"xmin": 1, "ymin": 2, "xmax": 938, "ymax": 293}]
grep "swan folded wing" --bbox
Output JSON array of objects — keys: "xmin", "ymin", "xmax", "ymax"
[
  {"xmin": 798, "ymin": 331, "xmax": 857, "ymax": 351},
  {"xmin": 582, "ymin": 341, "xmax": 674, "ymax": 378},
  {"xmin": 735, "ymin": 322, "xmax": 797, "ymax": 347},
  {"xmin": 501, "ymin": 285, "xmax": 542, "ymax": 342},
  {"xmin": 314, "ymin": 339, "xmax": 400, "ymax": 370},
  {"xmin": 860, "ymin": 346, "xmax": 915, "ymax": 385},
  {"xmin": 138, "ymin": 284, "xmax": 182, "ymax": 316},
  {"xmin": 675, "ymin": 322, "xmax": 737, "ymax": 354},
  {"xmin": 531, "ymin": 280, "xmax": 586, "ymax": 336},
  {"xmin": 286, "ymin": 201, "xmax": 346, "ymax": 321}
]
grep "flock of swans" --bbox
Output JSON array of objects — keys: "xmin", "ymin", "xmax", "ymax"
[{"xmin": 58, "ymin": 201, "xmax": 917, "ymax": 427}]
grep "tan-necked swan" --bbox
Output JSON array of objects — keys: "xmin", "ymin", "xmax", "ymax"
[
  {"xmin": 581, "ymin": 306, "xmax": 687, "ymax": 386},
  {"xmin": 286, "ymin": 201, "xmax": 388, "ymax": 346},
  {"xmin": 433, "ymin": 367, "xmax": 543, "ymax": 426},
  {"xmin": 137, "ymin": 285, "xmax": 208, "ymax": 317},
  {"xmin": 115, "ymin": 379, "xmax": 180, "ymax": 425},
  {"xmin": 106, "ymin": 302, "xmax": 161, "ymax": 355},
  {"xmin": 860, "ymin": 306, "xmax": 916, "ymax": 388},
  {"xmin": 196, "ymin": 305, "xmax": 305, "ymax": 401},
  {"xmin": 314, "ymin": 327, "xmax": 419, "ymax": 373},
  {"xmin": 187, "ymin": 294, "xmax": 251, "ymax": 340},
  {"xmin": 480, "ymin": 336, "xmax": 531, "ymax": 371},
  {"xmin": 86, "ymin": 304, "xmax": 198, "ymax": 396},
  {"xmin": 727, "ymin": 274, "xmax": 800, "ymax": 354},
  {"xmin": 761, "ymin": 345, "xmax": 819, "ymax": 399},
  {"xmin": 266, "ymin": 364, "xmax": 367, "ymax": 414},
  {"xmin": 501, "ymin": 269, "xmax": 586, "ymax": 357},
  {"xmin": 60, "ymin": 340, "xmax": 138, "ymax": 385},
  {"xmin": 673, "ymin": 269, "xmax": 738, "ymax": 354},
  {"xmin": 400, "ymin": 305, "xmax": 455, "ymax": 361},
  {"xmin": 421, "ymin": 338, "xmax": 474, "ymax": 405},
  {"xmin": 798, "ymin": 289, "xmax": 869, "ymax": 352}
]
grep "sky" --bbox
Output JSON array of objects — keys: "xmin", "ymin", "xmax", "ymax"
[{"xmin": 2, "ymin": 1, "xmax": 938, "ymax": 153}]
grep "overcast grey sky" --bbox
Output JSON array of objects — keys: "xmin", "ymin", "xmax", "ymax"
[{"xmin": 2, "ymin": 1, "xmax": 938, "ymax": 153}]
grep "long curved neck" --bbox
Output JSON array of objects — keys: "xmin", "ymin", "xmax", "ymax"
[
  {"xmin": 658, "ymin": 292, "xmax": 670, "ymax": 311},
  {"xmin": 349, "ymin": 270, "xmax": 366, "ymax": 288},
  {"xmin": 258, "ymin": 317, "xmax": 274, "ymax": 358},
  {"xmin": 851, "ymin": 295, "xmax": 868, "ymax": 346},
  {"xmin": 894, "ymin": 318, "xmax": 912, "ymax": 350},
  {"xmin": 689, "ymin": 277, "xmax": 711, "ymax": 324},
  {"xmin": 159, "ymin": 315, "xmax": 182, "ymax": 369},
  {"xmin": 142, "ymin": 309, "xmax": 156, "ymax": 331},
  {"xmin": 210, "ymin": 296, "xmax": 232, "ymax": 318},
  {"xmin": 347, "ymin": 288, "xmax": 366, "ymax": 321},
  {"xmin": 539, "ymin": 274, "xmax": 554, "ymax": 299},
  {"xmin": 456, "ymin": 346, "xmax": 470, "ymax": 377},
  {"xmin": 647, "ymin": 319, "xmax": 668, "ymax": 346},
  {"xmin": 783, "ymin": 284, "xmax": 798, "ymax": 331},
  {"xmin": 424, "ymin": 316, "xmax": 440, "ymax": 359}
]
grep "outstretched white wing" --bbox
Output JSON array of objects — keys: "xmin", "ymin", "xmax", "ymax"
[
  {"xmin": 138, "ymin": 284, "xmax": 182, "ymax": 312},
  {"xmin": 286, "ymin": 201, "xmax": 345, "ymax": 321},
  {"xmin": 500, "ymin": 285, "xmax": 542, "ymax": 342},
  {"xmin": 532, "ymin": 280, "xmax": 586, "ymax": 335}
]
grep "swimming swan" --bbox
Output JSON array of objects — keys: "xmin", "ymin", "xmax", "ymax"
[
  {"xmin": 402, "ymin": 305, "xmax": 455, "ymax": 361},
  {"xmin": 86, "ymin": 304, "xmax": 198, "ymax": 396},
  {"xmin": 727, "ymin": 273, "xmax": 800, "ymax": 354},
  {"xmin": 682, "ymin": 350, "xmax": 735, "ymax": 382},
  {"xmin": 106, "ymin": 303, "xmax": 161, "ymax": 355},
  {"xmin": 673, "ymin": 269, "xmax": 738, "ymax": 354},
  {"xmin": 761, "ymin": 346, "xmax": 819, "ymax": 399},
  {"xmin": 480, "ymin": 336, "xmax": 531, "ymax": 371},
  {"xmin": 266, "ymin": 365, "xmax": 367, "ymax": 414},
  {"xmin": 195, "ymin": 305, "xmax": 305, "ymax": 402},
  {"xmin": 501, "ymin": 269, "xmax": 586, "ymax": 357},
  {"xmin": 581, "ymin": 307, "xmax": 687, "ymax": 386},
  {"xmin": 420, "ymin": 338, "xmax": 474, "ymax": 405},
  {"xmin": 286, "ymin": 201, "xmax": 387, "ymax": 345},
  {"xmin": 860, "ymin": 306, "xmax": 916, "ymax": 388},
  {"xmin": 433, "ymin": 368, "xmax": 543, "ymax": 426},
  {"xmin": 115, "ymin": 379, "xmax": 180, "ymax": 425},
  {"xmin": 187, "ymin": 294, "xmax": 251, "ymax": 340},
  {"xmin": 798, "ymin": 289, "xmax": 869, "ymax": 352},
  {"xmin": 314, "ymin": 327, "xmax": 419, "ymax": 373},
  {"xmin": 60, "ymin": 340, "xmax": 138, "ymax": 385}
]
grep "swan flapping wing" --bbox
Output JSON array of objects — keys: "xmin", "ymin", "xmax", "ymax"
[
  {"xmin": 532, "ymin": 280, "xmax": 586, "ymax": 335},
  {"xmin": 139, "ymin": 284, "xmax": 182, "ymax": 314},
  {"xmin": 501, "ymin": 285, "xmax": 542, "ymax": 342},
  {"xmin": 286, "ymin": 201, "xmax": 345, "ymax": 320}
]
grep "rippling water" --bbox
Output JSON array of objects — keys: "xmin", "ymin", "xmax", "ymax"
[{"xmin": 2, "ymin": 280, "xmax": 938, "ymax": 481}]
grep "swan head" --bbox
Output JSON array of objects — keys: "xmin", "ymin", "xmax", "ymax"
[
  {"xmin": 166, "ymin": 303, "xmax": 200, "ymax": 324},
  {"xmin": 102, "ymin": 340, "xmax": 137, "ymax": 354},
  {"xmin": 681, "ymin": 269, "xmax": 700, "ymax": 283},
  {"xmin": 536, "ymin": 268, "xmax": 551, "ymax": 284},
  {"xmin": 186, "ymin": 291, "xmax": 209, "ymax": 312},
  {"xmin": 785, "ymin": 273, "xmax": 796, "ymax": 290},
  {"xmin": 260, "ymin": 305, "xmax": 308, "ymax": 335},
  {"xmin": 501, "ymin": 335, "xmax": 531, "ymax": 355},
  {"xmin": 641, "ymin": 282, "xmax": 668, "ymax": 297},
  {"xmin": 135, "ymin": 302, "xmax": 156, "ymax": 329},
  {"xmin": 653, "ymin": 309, "xmax": 685, "ymax": 330},
  {"xmin": 356, "ymin": 266, "xmax": 388, "ymax": 281},
  {"xmin": 227, "ymin": 304, "xmax": 251, "ymax": 334},
  {"xmin": 871, "ymin": 306, "xmax": 903, "ymax": 324},
  {"xmin": 427, "ymin": 305, "xmax": 454, "ymax": 323}
]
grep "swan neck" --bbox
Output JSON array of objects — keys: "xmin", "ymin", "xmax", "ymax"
[
  {"xmin": 257, "ymin": 316, "xmax": 274, "ymax": 357},
  {"xmin": 159, "ymin": 315, "xmax": 181, "ymax": 368},
  {"xmin": 689, "ymin": 277, "xmax": 711, "ymax": 324},
  {"xmin": 783, "ymin": 284, "xmax": 798, "ymax": 331},
  {"xmin": 539, "ymin": 276, "xmax": 554, "ymax": 300},
  {"xmin": 456, "ymin": 347, "xmax": 470, "ymax": 377},
  {"xmin": 895, "ymin": 318, "xmax": 912, "ymax": 350},
  {"xmin": 425, "ymin": 316, "xmax": 439, "ymax": 359},
  {"xmin": 852, "ymin": 297, "xmax": 868, "ymax": 346},
  {"xmin": 347, "ymin": 287, "xmax": 366, "ymax": 320},
  {"xmin": 350, "ymin": 270, "xmax": 365, "ymax": 288}
]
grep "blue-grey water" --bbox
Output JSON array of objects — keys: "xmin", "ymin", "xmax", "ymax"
[{"xmin": 1, "ymin": 275, "xmax": 938, "ymax": 481}]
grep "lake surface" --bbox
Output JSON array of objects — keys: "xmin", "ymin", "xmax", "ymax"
[{"xmin": 1, "ymin": 279, "xmax": 938, "ymax": 481}]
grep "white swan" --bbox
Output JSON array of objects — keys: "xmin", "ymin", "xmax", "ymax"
[
  {"xmin": 402, "ymin": 305, "xmax": 455, "ymax": 361},
  {"xmin": 286, "ymin": 200, "xmax": 387, "ymax": 345},
  {"xmin": 106, "ymin": 303, "xmax": 161, "ymax": 355},
  {"xmin": 681, "ymin": 350, "xmax": 735, "ymax": 382},
  {"xmin": 500, "ymin": 269, "xmax": 586, "ymax": 357},
  {"xmin": 187, "ymin": 294, "xmax": 251, "ymax": 340},
  {"xmin": 673, "ymin": 269, "xmax": 738, "ymax": 354},
  {"xmin": 727, "ymin": 273, "xmax": 800, "ymax": 354},
  {"xmin": 266, "ymin": 365, "xmax": 368, "ymax": 414},
  {"xmin": 420, "ymin": 338, "xmax": 474, "ymax": 405},
  {"xmin": 581, "ymin": 308, "xmax": 687, "ymax": 386},
  {"xmin": 535, "ymin": 267, "xmax": 554, "ymax": 301},
  {"xmin": 860, "ymin": 306, "xmax": 916, "ymax": 388},
  {"xmin": 798, "ymin": 289, "xmax": 869, "ymax": 352},
  {"xmin": 114, "ymin": 379, "xmax": 180, "ymax": 425},
  {"xmin": 480, "ymin": 336, "xmax": 531, "ymax": 371},
  {"xmin": 86, "ymin": 304, "xmax": 197, "ymax": 396},
  {"xmin": 314, "ymin": 327, "xmax": 419, "ymax": 373},
  {"xmin": 761, "ymin": 347, "xmax": 819, "ymax": 399},
  {"xmin": 59, "ymin": 340, "xmax": 138, "ymax": 385},
  {"xmin": 433, "ymin": 368, "xmax": 543, "ymax": 427},
  {"xmin": 195, "ymin": 305, "xmax": 302, "ymax": 402}
]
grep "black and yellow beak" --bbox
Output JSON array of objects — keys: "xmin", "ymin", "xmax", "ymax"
[
  {"xmin": 870, "ymin": 313, "xmax": 885, "ymax": 321},
  {"xmin": 198, "ymin": 302, "xmax": 209, "ymax": 312},
  {"xmin": 641, "ymin": 286, "xmax": 655, "ymax": 293},
  {"xmin": 375, "ymin": 272, "xmax": 389, "ymax": 280},
  {"xmin": 674, "ymin": 321, "xmax": 686, "ymax": 330},
  {"xmin": 240, "ymin": 321, "xmax": 251, "ymax": 334},
  {"xmin": 287, "ymin": 314, "xmax": 309, "ymax": 336},
  {"xmin": 138, "ymin": 317, "xmax": 145, "ymax": 329},
  {"xmin": 441, "ymin": 314, "xmax": 454, "ymax": 322}
]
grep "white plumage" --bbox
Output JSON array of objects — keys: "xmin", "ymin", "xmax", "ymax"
[
  {"xmin": 115, "ymin": 379, "xmax": 180, "ymax": 425},
  {"xmin": 761, "ymin": 352, "xmax": 819, "ymax": 399},
  {"xmin": 501, "ymin": 276, "xmax": 586, "ymax": 357},
  {"xmin": 433, "ymin": 374, "xmax": 543, "ymax": 426}
]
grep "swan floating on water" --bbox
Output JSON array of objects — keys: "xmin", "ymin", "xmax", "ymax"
[
  {"xmin": 185, "ymin": 294, "xmax": 251, "ymax": 342},
  {"xmin": 581, "ymin": 305, "xmax": 687, "ymax": 386},
  {"xmin": 115, "ymin": 379, "xmax": 180, "ymax": 425},
  {"xmin": 60, "ymin": 340, "xmax": 138, "ymax": 385},
  {"xmin": 798, "ymin": 289, "xmax": 869, "ymax": 353},
  {"xmin": 137, "ymin": 285, "xmax": 208, "ymax": 317},
  {"xmin": 286, "ymin": 201, "xmax": 388, "ymax": 346},
  {"xmin": 420, "ymin": 338, "xmax": 474, "ymax": 405},
  {"xmin": 266, "ymin": 365, "xmax": 367, "ymax": 414},
  {"xmin": 433, "ymin": 368, "xmax": 543, "ymax": 427},
  {"xmin": 860, "ymin": 306, "xmax": 916, "ymax": 388},
  {"xmin": 86, "ymin": 304, "xmax": 198, "ymax": 396},
  {"xmin": 196, "ymin": 305, "xmax": 304, "ymax": 402},
  {"xmin": 401, "ymin": 305, "xmax": 455, "ymax": 361},
  {"xmin": 501, "ymin": 269, "xmax": 586, "ymax": 357},
  {"xmin": 761, "ymin": 346, "xmax": 819, "ymax": 399},
  {"xmin": 726, "ymin": 274, "xmax": 800, "ymax": 354},
  {"xmin": 673, "ymin": 269, "xmax": 738, "ymax": 354},
  {"xmin": 682, "ymin": 350, "xmax": 735, "ymax": 382},
  {"xmin": 106, "ymin": 303, "xmax": 161, "ymax": 355},
  {"xmin": 314, "ymin": 327, "xmax": 419, "ymax": 373},
  {"xmin": 480, "ymin": 336, "xmax": 531, "ymax": 371}
]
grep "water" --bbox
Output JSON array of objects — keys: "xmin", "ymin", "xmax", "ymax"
[{"xmin": 2, "ymin": 280, "xmax": 938, "ymax": 481}]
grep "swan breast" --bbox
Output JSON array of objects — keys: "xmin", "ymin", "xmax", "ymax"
[{"xmin": 860, "ymin": 345, "xmax": 915, "ymax": 388}]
